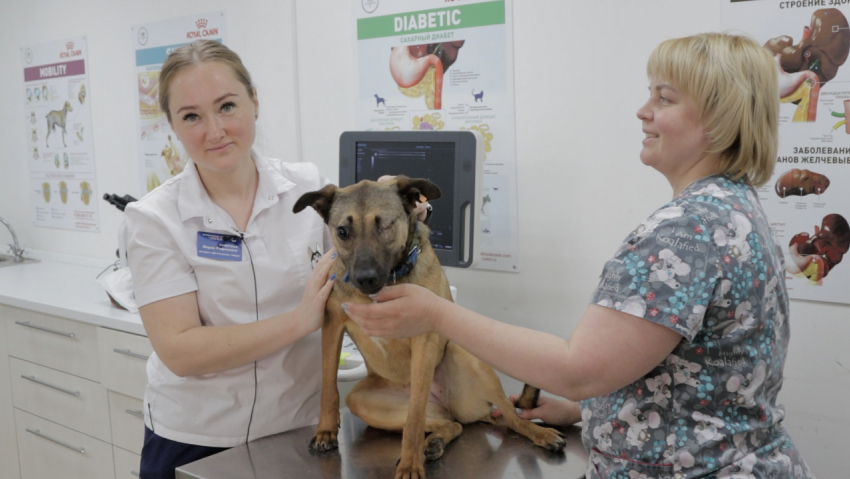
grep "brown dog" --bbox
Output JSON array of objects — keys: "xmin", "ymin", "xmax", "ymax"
[{"xmin": 293, "ymin": 177, "xmax": 565, "ymax": 479}]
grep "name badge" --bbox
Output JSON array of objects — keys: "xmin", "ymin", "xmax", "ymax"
[{"xmin": 197, "ymin": 232, "xmax": 243, "ymax": 261}]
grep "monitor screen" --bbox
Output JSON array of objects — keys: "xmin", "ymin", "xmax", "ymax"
[
  {"xmin": 339, "ymin": 130, "xmax": 482, "ymax": 268},
  {"xmin": 354, "ymin": 140, "xmax": 456, "ymax": 251}
]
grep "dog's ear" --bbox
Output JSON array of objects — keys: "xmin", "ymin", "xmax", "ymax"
[
  {"xmin": 395, "ymin": 176, "xmax": 441, "ymax": 212},
  {"xmin": 293, "ymin": 184, "xmax": 337, "ymax": 223}
]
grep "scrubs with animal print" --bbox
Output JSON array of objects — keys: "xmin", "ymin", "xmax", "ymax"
[{"xmin": 583, "ymin": 175, "xmax": 815, "ymax": 479}]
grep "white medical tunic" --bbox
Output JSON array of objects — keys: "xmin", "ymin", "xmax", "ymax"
[{"xmin": 125, "ymin": 154, "xmax": 330, "ymax": 447}]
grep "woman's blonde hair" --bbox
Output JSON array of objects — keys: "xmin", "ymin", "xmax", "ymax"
[
  {"xmin": 158, "ymin": 40, "xmax": 255, "ymax": 122},
  {"xmin": 647, "ymin": 33, "xmax": 779, "ymax": 187}
]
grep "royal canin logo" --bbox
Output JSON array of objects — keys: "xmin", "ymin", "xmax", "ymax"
[
  {"xmin": 187, "ymin": 18, "xmax": 218, "ymax": 39},
  {"xmin": 61, "ymin": 41, "xmax": 82, "ymax": 58}
]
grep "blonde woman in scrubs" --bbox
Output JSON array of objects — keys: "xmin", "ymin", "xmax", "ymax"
[
  {"xmin": 343, "ymin": 33, "xmax": 816, "ymax": 478},
  {"xmin": 125, "ymin": 40, "xmax": 336, "ymax": 479}
]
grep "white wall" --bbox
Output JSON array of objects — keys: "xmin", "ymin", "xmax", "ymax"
[
  {"xmin": 1, "ymin": 0, "xmax": 846, "ymax": 476},
  {"xmin": 0, "ymin": 0, "xmax": 301, "ymax": 260}
]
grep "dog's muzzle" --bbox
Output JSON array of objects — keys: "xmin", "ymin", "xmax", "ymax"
[{"xmin": 349, "ymin": 255, "xmax": 388, "ymax": 295}]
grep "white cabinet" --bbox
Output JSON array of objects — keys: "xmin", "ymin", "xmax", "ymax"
[
  {"xmin": 7, "ymin": 307, "xmax": 101, "ymax": 381},
  {"xmin": 2, "ymin": 305, "xmax": 151, "ymax": 479},
  {"xmin": 108, "ymin": 391, "xmax": 146, "ymax": 455},
  {"xmin": 98, "ymin": 326, "xmax": 152, "ymax": 400},
  {"xmin": 15, "ymin": 409, "xmax": 115, "ymax": 479},
  {"xmin": 0, "ymin": 311, "xmax": 21, "ymax": 479},
  {"xmin": 113, "ymin": 445, "xmax": 142, "ymax": 479},
  {"xmin": 10, "ymin": 358, "xmax": 112, "ymax": 442}
]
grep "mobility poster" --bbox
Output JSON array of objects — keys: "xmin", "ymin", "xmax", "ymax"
[
  {"xmin": 22, "ymin": 36, "xmax": 99, "ymax": 232},
  {"xmin": 131, "ymin": 11, "xmax": 227, "ymax": 195},
  {"xmin": 353, "ymin": 0, "xmax": 520, "ymax": 272},
  {"xmin": 722, "ymin": 2, "xmax": 850, "ymax": 304}
]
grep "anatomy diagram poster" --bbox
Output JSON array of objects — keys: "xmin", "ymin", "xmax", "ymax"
[
  {"xmin": 722, "ymin": 2, "xmax": 850, "ymax": 304},
  {"xmin": 353, "ymin": 0, "xmax": 520, "ymax": 272},
  {"xmin": 22, "ymin": 36, "xmax": 99, "ymax": 232},
  {"xmin": 131, "ymin": 11, "xmax": 226, "ymax": 195}
]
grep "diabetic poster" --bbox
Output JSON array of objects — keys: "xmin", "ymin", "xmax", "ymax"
[
  {"xmin": 22, "ymin": 36, "xmax": 99, "ymax": 232},
  {"xmin": 353, "ymin": 0, "xmax": 520, "ymax": 272},
  {"xmin": 722, "ymin": 2, "xmax": 850, "ymax": 304},
  {"xmin": 131, "ymin": 11, "xmax": 226, "ymax": 195}
]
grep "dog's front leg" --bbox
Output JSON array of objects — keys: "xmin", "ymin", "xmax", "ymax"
[
  {"xmin": 309, "ymin": 309, "xmax": 346, "ymax": 453},
  {"xmin": 395, "ymin": 334, "xmax": 444, "ymax": 479}
]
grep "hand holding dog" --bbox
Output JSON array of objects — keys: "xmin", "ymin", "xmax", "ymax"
[
  {"xmin": 295, "ymin": 248, "xmax": 337, "ymax": 335},
  {"xmin": 491, "ymin": 393, "xmax": 582, "ymax": 427},
  {"xmin": 343, "ymin": 283, "xmax": 450, "ymax": 338}
]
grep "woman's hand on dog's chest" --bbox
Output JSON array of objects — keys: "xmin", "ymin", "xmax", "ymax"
[{"xmin": 342, "ymin": 284, "xmax": 447, "ymax": 338}]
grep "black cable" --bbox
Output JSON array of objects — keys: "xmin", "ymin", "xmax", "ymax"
[
  {"xmin": 241, "ymin": 232, "xmax": 260, "ymax": 445},
  {"xmin": 148, "ymin": 402, "xmax": 155, "ymax": 433}
]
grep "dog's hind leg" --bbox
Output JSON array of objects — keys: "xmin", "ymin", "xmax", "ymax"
[
  {"xmin": 422, "ymin": 414, "xmax": 462, "ymax": 461},
  {"xmin": 442, "ymin": 344, "xmax": 566, "ymax": 451},
  {"xmin": 346, "ymin": 376, "xmax": 462, "ymax": 462},
  {"xmin": 481, "ymin": 394, "xmax": 566, "ymax": 452}
]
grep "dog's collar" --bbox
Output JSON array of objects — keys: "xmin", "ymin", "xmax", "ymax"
[
  {"xmin": 388, "ymin": 222, "xmax": 422, "ymax": 284},
  {"xmin": 388, "ymin": 245, "xmax": 421, "ymax": 284}
]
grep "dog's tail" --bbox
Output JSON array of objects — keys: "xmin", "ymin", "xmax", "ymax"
[{"xmin": 515, "ymin": 384, "xmax": 541, "ymax": 410}]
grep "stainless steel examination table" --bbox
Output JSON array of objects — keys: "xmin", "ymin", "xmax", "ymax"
[{"xmin": 176, "ymin": 409, "xmax": 589, "ymax": 479}]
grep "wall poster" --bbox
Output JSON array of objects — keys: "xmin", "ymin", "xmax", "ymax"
[
  {"xmin": 353, "ymin": 0, "xmax": 520, "ymax": 272},
  {"xmin": 722, "ymin": 2, "xmax": 850, "ymax": 304},
  {"xmin": 22, "ymin": 36, "xmax": 99, "ymax": 232},
  {"xmin": 131, "ymin": 11, "xmax": 227, "ymax": 196}
]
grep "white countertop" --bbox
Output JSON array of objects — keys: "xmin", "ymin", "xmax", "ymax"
[{"xmin": 0, "ymin": 254, "xmax": 145, "ymax": 336}]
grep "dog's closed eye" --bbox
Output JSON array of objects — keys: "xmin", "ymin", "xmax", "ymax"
[{"xmin": 375, "ymin": 216, "xmax": 397, "ymax": 231}]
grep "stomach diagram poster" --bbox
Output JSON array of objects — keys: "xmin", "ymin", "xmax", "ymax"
[
  {"xmin": 353, "ymin": 0, "xmax": 520, "ymax": 272},
  {"xmin": 722, "ymin": 2, "xmax": 850, "ymax": 304},
  {"xmin": 131, "ymin": 11, "xmax": 227, "ymax": 196},
  {"xmin": 22, "ymin": 36, "xmax": 99, "ymax": 232}
]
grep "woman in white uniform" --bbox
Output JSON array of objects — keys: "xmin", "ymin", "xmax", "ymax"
[{"xmin": 124, "ymin": 40, "xmax": 337, "ymax": 479}]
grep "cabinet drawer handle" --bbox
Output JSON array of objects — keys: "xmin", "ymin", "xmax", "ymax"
[
  {"xmin": 113, "ymin": 348, "xmax": 150, "ymax": 361},
  {"xmin": 15, "ymin": 321, "xmax": 75, "ymax": 338},
  {"xmin": 21, "ymin": 374, "xmax": 81, "ymax": 397},
  {"xmin": 125, "ymin": 409, "xmax": 144, "ymax": 419},
  {"xmin": 25, "ymin": 428, "xmax": 86, "ymax": 454}
]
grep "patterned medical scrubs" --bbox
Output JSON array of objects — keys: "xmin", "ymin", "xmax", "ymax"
[{"xmin": 583, "ymin": 175, "xmax": 815, "ymax": 479}]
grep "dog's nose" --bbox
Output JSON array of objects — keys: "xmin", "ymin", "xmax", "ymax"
[{"xmin": 352, "ymin": 269, "xmax": 381, "ymax": 292}]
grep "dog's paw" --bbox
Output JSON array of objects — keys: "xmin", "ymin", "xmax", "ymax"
[
  {"xmin": 308, "ymin": 430, "xmax": 339, "ymax": 454},
  {"xmin": 423, "ymin": 436, "xmax": 445, "ymax": 462},
  {"xmin": 394, "ymin": 457, "xmax": 426, "ymax": 479},
  {"xmin": 532, "ymin": 426, "xmax": 567, "ymax": 452}
]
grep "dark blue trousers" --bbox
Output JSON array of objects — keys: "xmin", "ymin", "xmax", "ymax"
[{"xmin": 140, "ymin": 427, "xmax": 229, "ymax": 479}]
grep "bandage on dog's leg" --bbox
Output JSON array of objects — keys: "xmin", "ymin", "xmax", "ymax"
[{"xmin": 515, "ymin": 383, "xmax": 541, "ymax": 410}]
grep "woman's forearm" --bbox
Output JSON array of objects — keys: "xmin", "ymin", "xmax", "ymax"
[
  {"xmin": 430, "ymin": 298, "xmax": 578, "ymax": 399},
  {"xmin": 161, "ymin": 311, "xmax": 313, "ymax": 376},
  {"xmin": 141, "ymin": 294, "xmax": 315, "ymax": 377},
  {"xmin": 431, "ymin": 299, "xmax": 682, "ymax": 402},
  {"xmin": 143, "ymin": 251, "xmax": 335, "ymax": 377}
]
